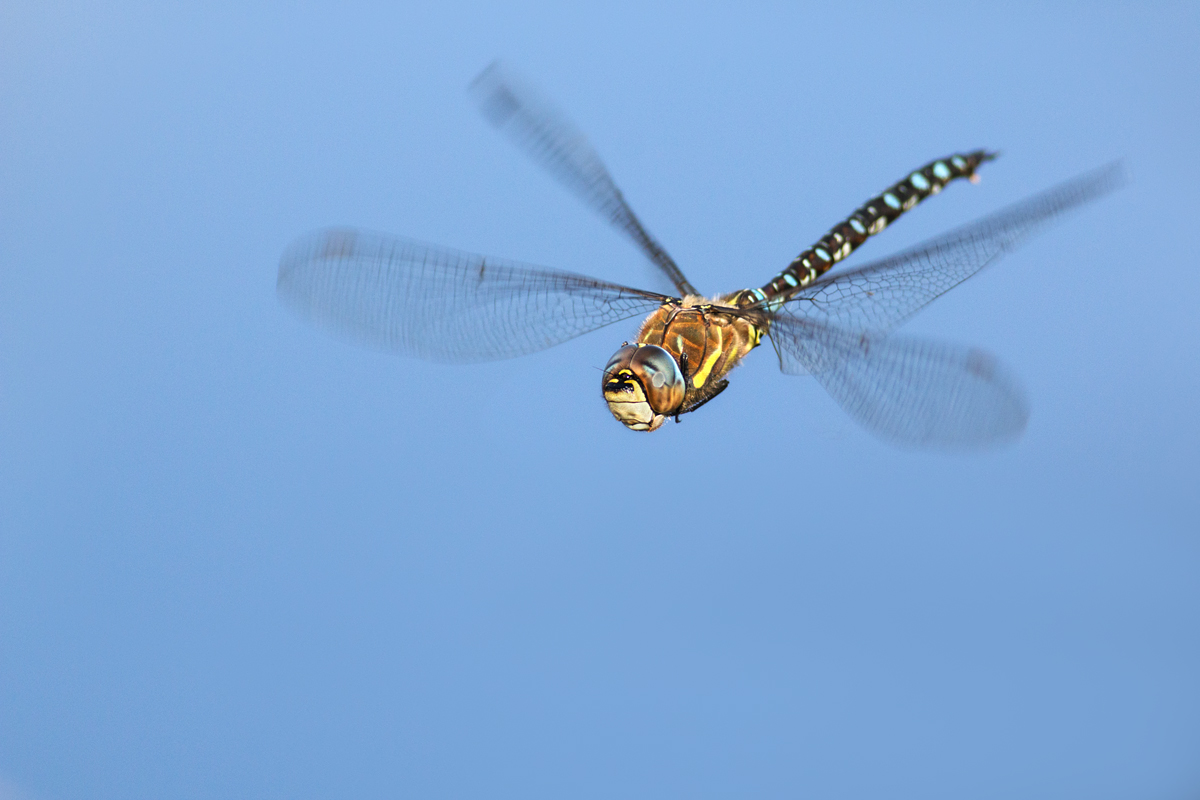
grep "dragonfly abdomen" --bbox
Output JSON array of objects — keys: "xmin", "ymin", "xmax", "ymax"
[{"xmin": 753, "ymin": 150, "xmax": 996, "ymax": 308}]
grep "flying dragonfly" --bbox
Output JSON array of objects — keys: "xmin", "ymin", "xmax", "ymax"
[{"xmin": 278, "ymin": 63, "xmax": 1121, "ymax": 447}]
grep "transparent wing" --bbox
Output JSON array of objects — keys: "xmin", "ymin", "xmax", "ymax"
[
  {"xmin": 469, "ymin": 61, "xmax": 699, "ymax": 297},
  {"xmin": 769, "ymin": 315, "xmax": 1029, "ymax": 448},
  {"xmin": 774, "ymin": 161, "xmax": 1124, "ymax": 333},
  {"xmin": 278, "ymin": 229, "xmax": 669, "ymax": 363}
]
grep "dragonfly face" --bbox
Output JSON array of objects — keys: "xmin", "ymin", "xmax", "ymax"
[{"xmin": 602, "ymin": 344, "xmax": 685, "ymax": 431}]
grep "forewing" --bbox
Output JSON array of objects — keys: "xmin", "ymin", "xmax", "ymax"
[
  {"xmin": 770, "ymin": 315, "xmax": 1029, "ymax": 448},
  {"xmin": 777, "ymin": 162, "xmax": 1124, "ymax": 333},
  {"xmin": 469, "ymin": 62, "xmax": 699, "ymax": 297},
  {"xmin": 278, "ymin": 229, "xmax": 668, "ymax": 363}
]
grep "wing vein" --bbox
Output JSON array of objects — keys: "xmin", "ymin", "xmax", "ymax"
[{"xmin": 278, "ymin": 228, "xmax": 668, "ymax": 363}]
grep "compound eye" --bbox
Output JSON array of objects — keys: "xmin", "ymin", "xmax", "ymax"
[
  {"xmin": 603, "ymin": 344, "xmax": 639, "ymax": 379},
  {"xmin": 630, "ymin": 345, "xmax": 685, "ymax": 415}
]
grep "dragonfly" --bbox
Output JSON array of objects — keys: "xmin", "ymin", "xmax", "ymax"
[{"xmin": 278, "ymin": 63, "xmax": 1121, "ymax": 447}]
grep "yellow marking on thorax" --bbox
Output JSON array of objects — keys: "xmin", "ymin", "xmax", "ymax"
[{"xmin": 690, "ymin": 325, "xmax": 724, "ymax": 388}]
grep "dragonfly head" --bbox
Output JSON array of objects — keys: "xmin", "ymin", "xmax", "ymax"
[{"xmin": 602, "ymin": 343, "xmax": 685, "ymax": 431}]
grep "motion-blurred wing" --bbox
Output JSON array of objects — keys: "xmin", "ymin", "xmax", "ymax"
[
  {"xmin": 278, "ymin": 229, "xmax": 668, "ymax": 363},
  {"xmin": 770, "ymin": 315, "xmax": 1029, "ymax": 448},
  {"xmin": 776, "ymin": 162, "xmax": 1124, "ymax": 333},
  {"xmin": 469, "ymin": 61, "xmax": 699, "ymax": 297}
]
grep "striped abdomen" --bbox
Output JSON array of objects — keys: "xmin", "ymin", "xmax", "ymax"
[{"xmin": 749, "ymin": 151, "xmax": 995, "ymax": 308}]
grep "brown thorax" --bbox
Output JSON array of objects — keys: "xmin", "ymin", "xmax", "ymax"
[{"xmin": 602, "ymin": 296, "xmax": 766, "ymax": 431}]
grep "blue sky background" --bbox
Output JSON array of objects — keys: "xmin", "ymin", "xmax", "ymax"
[{"xmin": 1, "ymin": 3, "xmax": 1198, "ymax": 799}]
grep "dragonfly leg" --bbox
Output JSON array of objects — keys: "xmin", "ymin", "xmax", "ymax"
[{"xmin": 675, "ymin": 379, "xmax": 730, "ymax": 421}]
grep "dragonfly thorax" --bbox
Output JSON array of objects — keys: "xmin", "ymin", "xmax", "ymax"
[{"xmin": 602, "ymin": 344, "xmax": 685, "ymax": 431}]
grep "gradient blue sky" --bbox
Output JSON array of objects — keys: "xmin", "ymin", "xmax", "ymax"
[{"xmin": 2, "ymin": 3, "xmax": 1198, "ymax": 799}]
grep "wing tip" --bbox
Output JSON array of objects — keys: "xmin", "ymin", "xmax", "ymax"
[{"xmin": 468, "ymin": 60, "xmax": 523, "ymax": 128}]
